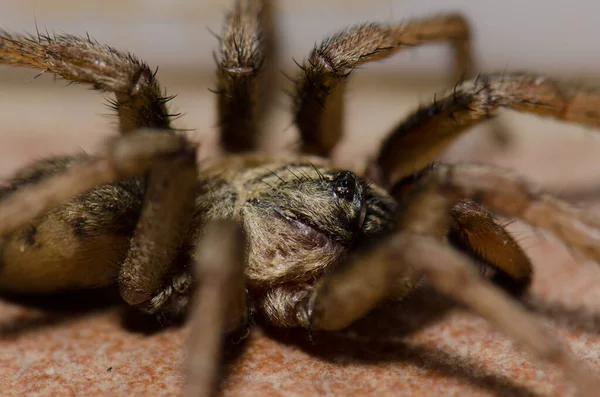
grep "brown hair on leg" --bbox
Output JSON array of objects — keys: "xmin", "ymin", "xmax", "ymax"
[{"xmin": 293, "ymin": 14, "xmax": 473, "ymax": 157}]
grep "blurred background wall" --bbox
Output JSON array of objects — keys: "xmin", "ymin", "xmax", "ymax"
[{"xmin": 2, "ymin": 0, "xmax": 600, "ymax": 78}]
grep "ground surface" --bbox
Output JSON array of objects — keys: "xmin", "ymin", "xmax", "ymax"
[{"xmin": 2, "ymin": 70, "xmax": 600, "ymax": 397}]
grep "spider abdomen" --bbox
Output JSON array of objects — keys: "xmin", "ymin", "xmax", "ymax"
[{"xmin": 0, "ymin": 157, "xmax": 145, "ymax": 293}]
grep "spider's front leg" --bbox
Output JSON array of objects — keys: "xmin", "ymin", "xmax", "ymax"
[
  {"xmin": 289, "ymin": 168, "xmax": 600, "ymax": 396},
  {"xmin": 184, "ymin": 220, "xmax": 247, "ymax": 397},
  {"xmin": 116, "ymin": 134, "xmax": 198, "ymax": 314},
  {"xmin": 0, "ymin": 27, "xmax": 209, "ymax": 315}
]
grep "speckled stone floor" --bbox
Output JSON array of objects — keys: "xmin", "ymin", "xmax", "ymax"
[{"xmin": 2, "ymin": 71, "xmax": 600, "ymax": 397}]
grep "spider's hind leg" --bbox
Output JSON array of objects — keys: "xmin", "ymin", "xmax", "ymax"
[
  {"xmin": 0, "ymin": 156, "xmax": 144, "ymax": 294},
  {"xmin": 0, "ymin": 131, "xmax": 199, "ymax": 317}
]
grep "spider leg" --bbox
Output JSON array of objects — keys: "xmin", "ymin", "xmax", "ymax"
[
  {"xmin": 372, "ymin": 72, "xmax": 600, "ymax": 186},
  {"xmin": 0, "ymin": 131, "xmax": 200, "ymax": 315},
  {"xmin": 404, "ymin": 238, "xmax": 600, "ymax": 397},
  {"xmin": 293, "ymin": 171, "xmax": 600, "ymax": 394},
  {"xmin": 215, "ymin": 0, "xmax": 277, "ymax": 153},
  {"xmin": 393, "ymin": 171, "xmax": 533, "ymax": 294},
  {"xmin": 437, "ymin": 163, "xmax": 600, "ymax": 264},
  {"xmin": 0, "ymin": 31, "xmax": 172, "ymax": 133},
  {"xmin": 0, "ymin": 30, "xmax": 215, "ymax": 312},
  {"xmin": 407, "ymin": 234, "xmax": 599, "ymax": 397},
  {"xmin": 293, "ymin": 14, "xmax": 473, "ymax": 156},
  {"xmin": 395, "ymin": 162, "xmax": 600, "ymax": 293},
  {"xmin": 395, "ymin": 161, "xmax": 600, "ymax": 292},
  {"xmin": 117, "ymin": 146, "xmax": 198, "ymax": 313},
  {"xmin": 370, "ymin": 72, "xmax": 600, "ymax": 295},
  {"xmin": 293, "ymin": 234, "xmax": 600, "ymax": 395},
  {"xmin": 184, "ymin": 220, "xmax": 247, "ymax": 397},
  {"xmin": 448, "ymin": 199, "xmax": 532, "ymax": 295},
  {"xmin": 0, "ymin": 130, "xmax": 192, "ymax": 237}
]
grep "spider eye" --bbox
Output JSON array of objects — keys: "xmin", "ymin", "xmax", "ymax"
[{"xmin": 332, "ymin": 171, "xmax": 357, "ymax": 201}]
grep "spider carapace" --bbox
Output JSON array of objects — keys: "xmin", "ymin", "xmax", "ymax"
[{"xmin": 1, "ymin": 0, "xmax": 600, "ymax": 396}]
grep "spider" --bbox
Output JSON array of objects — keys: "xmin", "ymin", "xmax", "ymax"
[{"xmin": 1, "ymin": 0, "xmax": 600, "ymax": 396}]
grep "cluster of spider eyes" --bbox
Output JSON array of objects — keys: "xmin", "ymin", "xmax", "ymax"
[{"xmin": 332, "ymin": 172, "xmax": 358, "ymax": 201}]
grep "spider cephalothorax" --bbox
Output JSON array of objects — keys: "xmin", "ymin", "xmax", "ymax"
[{"xmin": 2, "ymin": 1, "xmax": 600, "ymax": 396}]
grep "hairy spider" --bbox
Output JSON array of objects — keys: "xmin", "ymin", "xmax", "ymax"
[{"xmin": 1, "ymin": 0, "xmax": 600, "ymax": 396}]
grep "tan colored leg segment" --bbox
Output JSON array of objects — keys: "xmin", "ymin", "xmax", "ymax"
[
  {"xmin": 184, "ymin": 221, "xmax": 247, "ymax": 397},
  {"xmin": 293, "ymin": 14, "xmax": 473, "ymax": 156},
  {"xmin": 0, "ymin": 31, "xmax": 173, "ymax": 133},
  {"xmin": 387, "ymin": 160, "xmax": 600, "ymax": 297},
  {"xmin": 391, "ymin": 170, "xmax": 533, "ymax": 293},
  {"xmin": 117, "ymin": 146, "xmax": 198, "ymax": 311},
  {"xmin": 374, "ymin": 73, "xmax": 600, "ymax": 185}
]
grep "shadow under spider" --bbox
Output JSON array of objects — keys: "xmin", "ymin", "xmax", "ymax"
[
  {"xmin": 2, "ymin": 279, "xmax": 599, "ymax": 397},
  {"xmin": 524, "ymin": 295, "xmax": 600, "ymax": 336},
  {"xmin": 0, "ymin": 286, "xmax": 122, "ymax": 338},
  {"xmin": 262, "ymin": 285, "xmax": 457, "ymax": 357},
  {"xmin": 260, "ymin": 286, "xmax": 541, "ymax": 397}
]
